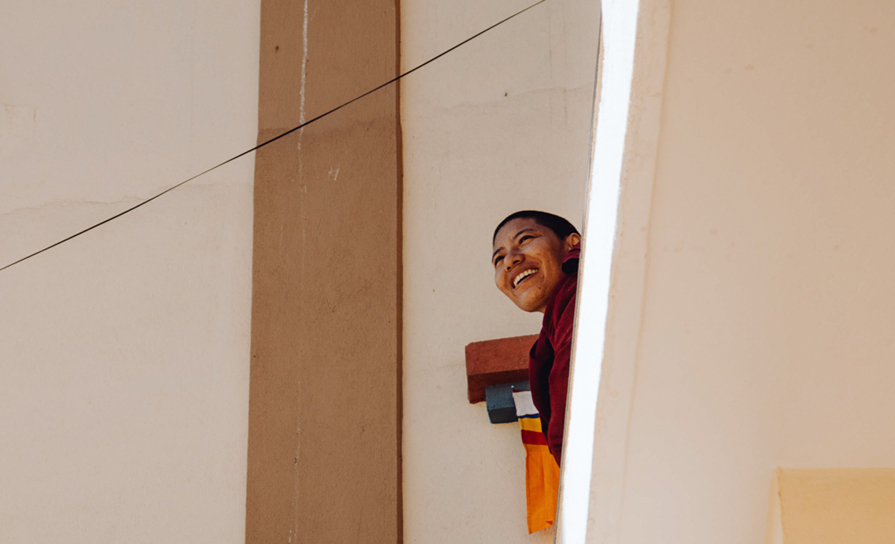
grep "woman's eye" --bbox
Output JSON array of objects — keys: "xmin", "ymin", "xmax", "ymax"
[
  {"xmin": 520, "ymin": 235, "xmax": 533, "ymax": 243},
  {"xmin": 494, "ymin": 256, "xmax": 504, "ymax": 266}
]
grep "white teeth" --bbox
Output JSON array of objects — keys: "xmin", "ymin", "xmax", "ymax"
[{"xmin": 513, "ymin": 268, "xmax": 537, "ymax": 288}]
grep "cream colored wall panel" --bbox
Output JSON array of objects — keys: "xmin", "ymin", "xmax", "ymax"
[
  {"xmin": 0, "ymin": 2, "xmax": 259, "ymax": 542},
  {"xmin": 587, "ymin": 0, "xmax": 895, "ymax": 542}
]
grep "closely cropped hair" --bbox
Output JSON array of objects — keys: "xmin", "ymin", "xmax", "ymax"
[{"xmin": 493, "ymin": 210, "xmax": 580, "ymax": 243}]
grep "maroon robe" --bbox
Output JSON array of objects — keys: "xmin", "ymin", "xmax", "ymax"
[{"xmin": 528, "ymin": 243, "xmax": 579, "ymax": 466}]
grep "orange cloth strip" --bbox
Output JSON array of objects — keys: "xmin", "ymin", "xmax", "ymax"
[
  {"xmin": 522, "ymin": 442, "xmax": 560, "ymax": 533},
  {"xmin": 516, "ymin": 410, "xmax": 559, "ymax": 533}
]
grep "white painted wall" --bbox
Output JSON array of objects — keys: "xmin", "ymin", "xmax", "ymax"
[
  {"xmin": 0, "ymin": 2, "xmax": 259, "ymax": 542},
  {"xmin": 588, "ymin": 0, "xmax": 895, "ymax": 542},
  {"xmin": 400, "ymin": 0, "xmax": 599, "ymax": 541}
]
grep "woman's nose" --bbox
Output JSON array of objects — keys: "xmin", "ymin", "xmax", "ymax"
[{"xmin": 505, "ymin": 252, "xmax": 522, "ymax": 270}]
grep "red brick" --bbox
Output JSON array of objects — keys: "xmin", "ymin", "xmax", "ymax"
[{"xmin": 465, "ymin": 334, "xmax": 538, "ymax": 403}]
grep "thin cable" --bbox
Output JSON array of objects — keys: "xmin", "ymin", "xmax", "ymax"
[{"xmin": 0, "ymin": 0, "xmax": 546, "ymax": 274}]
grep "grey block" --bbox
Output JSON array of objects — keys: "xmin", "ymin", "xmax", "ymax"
[{"xmin": 485, "ymin": 381, "xmax": 530, "ymax": 424}]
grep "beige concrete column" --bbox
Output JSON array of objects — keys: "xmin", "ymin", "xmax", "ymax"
[{"xmin": 246, "ymin": 1, "xmax": 402, "ymax": 542}]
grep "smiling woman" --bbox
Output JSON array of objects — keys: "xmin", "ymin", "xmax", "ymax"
[
  {"xmin": 492, "ymin": 212, "xmax": 581, "ymax": 314},
  {"xmin": 491, "ymin": 211, "xmax": 581, "ymax": 466}
]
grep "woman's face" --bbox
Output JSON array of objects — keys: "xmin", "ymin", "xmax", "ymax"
[{"xmin": 492, "ymin": 218, "xmax": 577, "ymax": 313}]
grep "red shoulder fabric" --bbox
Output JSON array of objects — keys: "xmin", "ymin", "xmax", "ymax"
[{"xmin": 528, "ymin": 244, "xmax": 579, "ymax": 466}]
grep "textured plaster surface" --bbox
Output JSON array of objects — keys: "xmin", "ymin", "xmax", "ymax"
[{"xmin": 0, "ymin": 2, "xmax": 259, "ymax": 542}]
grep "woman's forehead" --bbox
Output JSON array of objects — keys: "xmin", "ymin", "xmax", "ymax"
[{"xmin": 493, "ymin": 218, "xmax": 546, "ymax": 248}]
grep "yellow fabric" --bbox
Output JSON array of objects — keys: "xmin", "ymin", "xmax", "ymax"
[
  {"xmin": 519, "ymin": 416, "xmax": 542, "ymax": 432},
  {"xmin": 520, "ymin": 418, "xmax": 560, "ymax": 533}
]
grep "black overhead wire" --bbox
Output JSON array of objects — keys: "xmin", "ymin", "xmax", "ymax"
[{"xmin": 0, "ymin": 0, "xmax": 547, "ymax": 274}]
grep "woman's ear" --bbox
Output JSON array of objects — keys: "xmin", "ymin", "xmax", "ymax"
[{"xmin": 565, "ymin": 233, "xmax": 581, "ymax": 250}]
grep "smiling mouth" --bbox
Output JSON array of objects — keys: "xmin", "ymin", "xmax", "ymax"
[{"xmin": 513, "ymin": 268, "xmax": 538, "ymax": 288}]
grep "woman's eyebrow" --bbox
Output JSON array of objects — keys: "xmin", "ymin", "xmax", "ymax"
[{"xmin": 513, "ymin": 228, "xmax": 538, "ymax": 240}]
